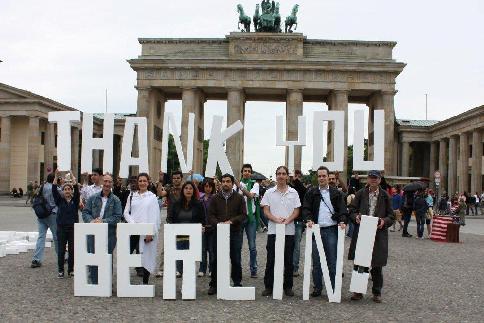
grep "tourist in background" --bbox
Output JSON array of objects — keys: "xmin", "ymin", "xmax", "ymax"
[
  {"xmin": 31, "ymin": 172, "xmax": 59, "ymax": 268},
  {"xmin": 390, "ymin": 186, "xmax": 403, "ymax": 232},
  {"xmin": 124, "ymin": 173, "xmax": 161, "ymax": 284},
  {"xmin": 198, "ymin": 178, "xmax": 216, "ymax": 277},
  {"xmin": 235, "ymin": 164, "xmax": 259, "ymax": 278},
  {"xmin": 52, "ymin": 169, "xmax": 79, "ymax": 278},
  {"xmin": 80, "ymin": 168, "xmax": 103, "ymax": 209},
  {"xmin": 413, "ymin": 189, "xmax": 428, "ymax": 240},
  {"xmin": 425, "ymin": 189, "xmax": 434, "ymax": 237},
  {"xmin": 346, "ymin": 186, "xmax": 356, "ymax": 237},
  {"xmin": 289, "ymin": 169, "xmax": 307, "ymax": 277}
]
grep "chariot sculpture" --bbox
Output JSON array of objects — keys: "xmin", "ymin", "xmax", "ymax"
[{"xmin": 237, "ymin": 1, "xmax": 299, "ymax": 33}]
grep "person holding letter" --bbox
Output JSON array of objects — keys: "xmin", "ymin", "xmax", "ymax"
[
  {"xmin": 302, "ymin": 166, "xmax": 347, "ymax": 297},
  {"xmin": 168, "ymin": 181, "xmax": 205, "ymax": 277},
  {"xmin": 260, "ymin": 166, "xmax": 300, "ymax": 297},
  {"xmin": 124, "ymin": 173, "xmax": 161, "ymax": 284},
  {"xmin": 82, "ymin": 173, "xmax": 123, "ymax": 284},
  {"xmin": 347, "ymin": 170, "xmax": 394, "ymax": 303},
  {"xmin": 207, "ymin": 174, "xmax": 247, "ymax": 295}
]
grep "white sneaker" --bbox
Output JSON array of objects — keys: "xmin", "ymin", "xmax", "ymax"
[
  {"xmin": 198, "ymin": 272, "xmax": 204, "ymax": 277},
  {"xmin": 176, "ymin": 271, "xmax": 182, "ymax": 278},
  {"xmin": 155, "ymin": 271, "xmax": 163, "ymax": 278}
]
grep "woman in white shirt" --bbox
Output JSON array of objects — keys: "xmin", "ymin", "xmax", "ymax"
[{"xmin": 124, "ymin": 173, "xmax": 161, "ymax": 284}]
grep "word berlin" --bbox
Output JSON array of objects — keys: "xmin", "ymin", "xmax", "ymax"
[
  {"xmin": 48, "ymin": 109, "xmax": 385, "ymax": 177},
  {"xmin": 75, "ymin": 217, "xmax": 379, "ymax": 302}
]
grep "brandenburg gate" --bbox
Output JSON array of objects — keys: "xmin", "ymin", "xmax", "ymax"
[{"xmin": 128, "ymin": 32, "xmax": 405, "ymax": 178}]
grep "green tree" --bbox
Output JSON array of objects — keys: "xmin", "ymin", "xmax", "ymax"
[{"xmin": 166, "ymin": 134, "xmax": 180, "ymax": 175}]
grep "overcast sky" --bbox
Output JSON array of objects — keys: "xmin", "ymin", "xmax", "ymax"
[{"xmin": 1, "ymin": 0, "xmax": 483, "ymax": 176}]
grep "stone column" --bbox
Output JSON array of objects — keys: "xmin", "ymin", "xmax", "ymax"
[
  {"xmin": 401, "ymin": 141, "xmax": 410, "ymax": 177},
  {"xmin": 459, "ymin": 132, "xmax": 469, "ymax": 193},
  {"xmin": 367, "ymin": 106, "xmax": 375, "ymax": 161},
  {"xmin": 327, "ymin": 90, "xmax": 348, "ymax": 182},
  {"xmin": 0, "ymin": 116, "xmax": 11, "ymax": 193},
  {"xmin": 71, "ymin": 126, "xmax": 80, "ymax": 179},
  {"xmin": 27, "ymin": 117, "xmax": 41, "ymax": 184},
  {"xmin": 471, "ymin": 130, "xmax": 482, "ymax": 194},
  {"xmin": 136, "ymin": 87, "xmax": 154, "ymax": 176},
  {"xmin": 227, "ymin": 88, "xmax": 245, "ymax": 177},
  {"xmin": 286, "ymin": 89, "xmax": 303, "ymax": 173},
  {"xmin": 438, "ymin": 139, "xmax": 448, "ymax": 192},
  {"xmin": 429, "ymin": 141, "xmax": 438, "ymax": 179},
  {"xmin": 448, "ymin": 135, "xmax": 458, "ymax": 195},
  {"xmin": 44, "ymin": 122, "xmax": 55, "ymax": 178},
  {"xmin": 181, "ymin": 87, "xmax": 204, "ymax": 174}
]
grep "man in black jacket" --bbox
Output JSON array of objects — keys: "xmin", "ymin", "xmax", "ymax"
[{"xmin": 302, "ymin": 166, "xmax": 347, "ymax": 297}]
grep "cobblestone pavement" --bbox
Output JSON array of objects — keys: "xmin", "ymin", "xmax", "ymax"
[{"xmin": 1, "ymin": 202, "xmax": 483, "ymax": 322}]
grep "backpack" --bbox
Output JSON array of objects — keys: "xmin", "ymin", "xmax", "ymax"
[{"xmin": 31, "ymin": 185, "xmax": 52, "ymax": 219}]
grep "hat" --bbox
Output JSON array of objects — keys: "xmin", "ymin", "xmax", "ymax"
[{"xmin": 368, "ymin": 170, "xmax": 381, "ymax": 178}]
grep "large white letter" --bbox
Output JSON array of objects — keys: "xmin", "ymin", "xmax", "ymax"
[
  {"xmin": 163, "ymin": 224, "xmax": 202, "ymax": 300},
  {"xmin": 48, "ymin": 111, "xmax": 80, "ymax": 171},
  {"xmin": 353, "ymin": 110, "xmax": 384, "ymax": 171},
  {"xmin": 74, "ymin": 223, "xmax": 112, "ymax": 297},
  {"xmin": 275, "ymin": 115, "xmax": 306, "ymax": 175},
  {"xmin": 312, "ymin": 111, "xmax": 344, "ymax": 171},
  {"xmin": 119, "ymin": 117, "xmax": 149, "ymax": 178},
  {"xmin": 160, "ymin": 112, "xmax": 194, "ymax": 173},
  {"xmin": 349, "ymin": 215, "xmax": 379, "ymax": 294},
  {"xmin": 272, "ymin": 223, "xmax": 286, "ymax": 300},
  {"xmin": 117, "ymin": 223, "xmax": 155, "ymax": 298},
  {"xmin": 205, "ymin": 116, "xmax": 243, "ymax": 178},
  {"xmin": 302, "ymin": 224, "xmax": 345, "ymax": 303},
  {"xmin": 217, "ymin": 224, "xmax": 255, "ymax": 300},
  {"xmin": 80, "ymin": 113, "xmax": 114, "ymax": 174}
]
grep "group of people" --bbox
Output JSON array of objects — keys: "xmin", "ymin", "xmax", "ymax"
[{"xmin": 29, "ymin": 164, "xmax": 397, "ymax": 303}]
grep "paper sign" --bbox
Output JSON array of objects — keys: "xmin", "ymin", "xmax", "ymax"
[
  {"xmin": 161, "ymin": 112, "xmax": 194, "ymax": 173},
  {"xmin": 353, "ymin": 110, "xmax": 385, "ymax": 170},
  {"xmin": 205, "ymin": 116, "xmax": 244, "ymax": 178},
  {"xmin": 349, "ymin": 215, "xmax": 378, "ymax": 294},
  {"xmin": 80, "ymin": 113, "xmax": 114, "ymax": 174},
  {"xmin": 48, "ymin": 111, "xmax": 81, "ymax": 171},
  {"xmin": 74, "ymin": 224, "xmax": 112, "ymax": 297},
  {"xmin": 216, "ymin": 224, "xmax": 255, "ymax": 300},
  {"xmin": 119, "ymin": 117, "xmax": 149, "ymax": 178},
  {"xmin": 117, "ymin": 223, "xmax": 155, "ymax": 298},
  {"xmin": 312, "ymin": 111, "xmax": 344, "ymax": 172},
  {"xmin": 163, "ymin": 224, "xmax": 202, "ymax": 300}
]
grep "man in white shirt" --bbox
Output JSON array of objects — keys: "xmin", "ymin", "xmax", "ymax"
[
  {"xmin": 235, "ymin": 163, "xmax": 260, "ymax": 278},
  {"xmin": 260, "ymin": 166, "xmax": 300, "ymax": 297},
  {"xmin": 80, "ymin": 168, "xmax": 103, "ymax": 209}
]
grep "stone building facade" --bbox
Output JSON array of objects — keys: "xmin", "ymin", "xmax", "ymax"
[{"xmin": 397, "ymin": 105, "xmax": 483, "ymax": 194}]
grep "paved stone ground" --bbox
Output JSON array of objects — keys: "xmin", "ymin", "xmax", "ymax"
[{"xmin": 1, "ymin": 198, "xmax": 483, "ymax": 322}]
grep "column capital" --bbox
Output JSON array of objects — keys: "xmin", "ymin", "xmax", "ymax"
[
  {"xmin": 329, "ymin": 89, "xmax": 349, "ymax": 96},
  {"xmin": 134, "ymin": 86, "xmax": 151, "ymax": 91},
  {"xmin": 286, "ymin": 88, "xmax": 303, "ymax": 94},
  {"xmin": 381, "ymin": 90, "xmax": 398, "ymax": 96}
]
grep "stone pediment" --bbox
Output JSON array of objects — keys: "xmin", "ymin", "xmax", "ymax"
[{"xmin": 0, "ymin": 84, "xmax": 30, "ymax": 100}]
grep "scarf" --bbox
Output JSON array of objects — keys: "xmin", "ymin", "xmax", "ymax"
[{"xmin": 241, "ymin": 178, "xmax": 256, "ymax": 223}]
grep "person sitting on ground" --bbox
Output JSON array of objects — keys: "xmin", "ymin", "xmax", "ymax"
[{"xmin": 11, "ymin": 188, "xmax": 19, "ymax": 198}]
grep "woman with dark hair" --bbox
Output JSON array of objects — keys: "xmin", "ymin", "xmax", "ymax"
[
  {"xmin": 198, "ymin": 178, "xmax": 216, "ymax": 276},
  {"xmin": 124, "ymin": 173, "xmax": 161, "ymax": 284},
  {"xmin": 168, "ymin": 181, "xmax": 205, "ymax": 277}
]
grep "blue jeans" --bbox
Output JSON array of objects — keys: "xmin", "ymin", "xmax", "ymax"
[
  {"xmin": 176, "ymin": 240, "xmax": 190, "ymax": 273},
  {"xmin": 87, "ymin": 226, "xmax": 117, "ymax": 284},
  {"xmin": 312, "ymin": 225, "xmax": 338, "ymax": 291},
  {"xmin": 242, "ymin": 219, "xmax": 258, "ymax": 274},
  {"xmin": 292, "ymin": 222, "xmax": 304, "ymax": 272},
  {"xmin": 32, "ymin": 213, "xmax": 58, "ymax": 262},
  {"xmin": 346, "ymin": 221, "xmax": 355, "ymax": 238},
  {"xmin": 416, "ymin": 214, "xmax": 425, "ymax": 238},
  {"xmin": 199, "ymin": 232, "xmax": 214, "ymax": 274}
]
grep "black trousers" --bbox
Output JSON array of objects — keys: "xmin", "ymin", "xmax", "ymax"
[
  {"xmin": 353, "ymin": 265, "xmax": 383, "ymax": 295},
  {"xmin": 264, "ymin": 234, "xmax": 295, "ymax": 290},
  {"xmin": 142, "ymin": 267, "xmax": 150, "ymax": 284},
  {"xmin": 209, "ymin": 230, "xmax": 243, "ymax": 288},
  {"xmin": 57, "ymin": 224, "xmax": 74, "ymax": 273},
  {"xmin": 130, "ymin": 235, "xmax": 140, "ymax": 254}
]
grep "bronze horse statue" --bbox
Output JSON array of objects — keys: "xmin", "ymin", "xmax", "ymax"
[
  {"xmin": 237, "ymin": 4, "xmax": 251, "ymax": 32},
  {"xmin": 285, "ymin": 4, "xmax": 299, "ymax": 33}
]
